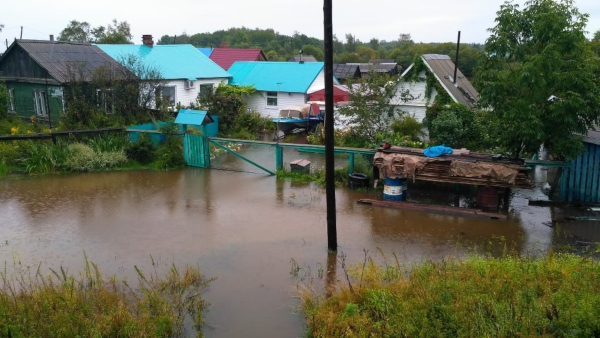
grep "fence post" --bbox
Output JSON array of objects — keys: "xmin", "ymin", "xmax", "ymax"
[
  {"xmin": 275, "ymin": 144, "xmax": 283, "ymax": 171},
  {"xmin": 348, "ymin": 153, "xmax": 355, "ymax": 175},
  {"xmin": 203, "ymin": 136, "xmax": 211, "ymax": 168}
]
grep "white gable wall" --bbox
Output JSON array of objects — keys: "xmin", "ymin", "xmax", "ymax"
[
  {"xmin": 391, "ymin": 70, "xmax": 439, "ymax": 123},
  {"xmin": 246, "ymin": 91, "xmax": 307, "ymax": 118},
  {"xmin": 165, "ymin": 78, "xmax": 228, "ymax": 107},
  {"xmin": 306, "ymin": 69, "xmax": 340, "ymax": 94}
]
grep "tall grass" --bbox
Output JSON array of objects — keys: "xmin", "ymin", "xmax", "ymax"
[
  {"xmin": 302, "ymin": 253, "xmax": 600, "ymax": 338},
  {"xmin": 18, "ymin": 140, "xmax": 69, "ymax": 174},
  {"xmin": 0, "ymin": 256, "xmax": 213, "ymax": 337}
]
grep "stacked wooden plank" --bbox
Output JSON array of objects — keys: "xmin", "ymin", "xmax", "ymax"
[{"xmin": 376, "ymin": 146, "xmax": 531, "ymax": 189}]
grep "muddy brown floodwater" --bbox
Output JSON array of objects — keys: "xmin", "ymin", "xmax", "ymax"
[{"xmin": 0, "ymin": 167, "xmax": 571, "ymax": 337}]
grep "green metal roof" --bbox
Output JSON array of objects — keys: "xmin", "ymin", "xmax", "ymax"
[
  {"xmin": 228, "ymin": 61, "xmax": 325, "ymax": 93},
  {"xmin": 96, "ymin": 44, "xmax": 230, "ymax": 80}
]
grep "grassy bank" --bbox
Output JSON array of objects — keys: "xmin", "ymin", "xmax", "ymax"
[
  {"xmin": 302, "ymin": 253, "xmax": 600, "ymax": 337},
  {"xmin": 0, "ymin": 258, "xmax": 212, "ymax": 337}
]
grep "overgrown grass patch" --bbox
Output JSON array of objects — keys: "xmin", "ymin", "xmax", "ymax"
[
  {"xmin": 302, "ymin": 253, "xmax": 600, "ymax": 338},
  {"xmin": 0, "ymin": 257, "xmax": 213, "ymax": 337}
]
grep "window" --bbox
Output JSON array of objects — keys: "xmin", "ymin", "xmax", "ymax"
[
  {"xmin": 199, "ymin": 84, "xmax": 213, "ymax": 101},
  {"xmin": 266, "ymin": 91, "xmax": 277, "ymax": 106},
  {"xmin": 33, "ymin": 90, "xmax": 47, "ymax": 117},
  {"xmin": 96, "ymin": 89, "xmax": 114, "ymax": 114},
  {"xmin": 7, "ymin": 88, "xmax": 15, "ymax": 112},
  {"xmin": 156, "ymin": 86, "xmax": 176, "ymax": 108}
]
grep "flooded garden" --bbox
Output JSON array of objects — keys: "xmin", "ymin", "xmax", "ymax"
[{"xmin": 0, "ymin": 160, "xmax": 587, "ymax": 337}]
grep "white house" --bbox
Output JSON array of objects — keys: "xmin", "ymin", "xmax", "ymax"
[
  {"xmin": 393, "ymin": 54, "xmax": 479, "ymax": 122},
  {"xmin": 227, "ymin": 61, "xmax": 340, "ymax": 118},
  {"xmin": 97, "ymin": 35, "xmax": 231, "ymax": 109}
]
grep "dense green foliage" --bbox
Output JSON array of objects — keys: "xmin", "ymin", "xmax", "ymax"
[
  {"xmin": 338, "ymin": 72, "xmax": 412, "ymax": 148},
  {"xmin": 198, "ymin": 84, "xmax": 273, "ymax": 138},
  {"xmin": 303, "ymin": 253, "xmax": 600, "ymax": 338},
  {"xmin": 477, "ymin": 0, "xmax": 600, "ymax": 159},
  {"xmin": 424, "ymin": 103, "xmax": 492, "ymax": 151},
  {"xmin": 0, "ymin": 82, "xmax": 8, "ymax": 118},
  {"xmin": 58, "ymin": 19, "xmax": 132, "ymax": 43},
  {"xmin": 0, "ymin": 259, "xmax": 212, "ymax": 337},
  {"xmin": 156, "ymin": 28, "xmax": 482, "ymax": 78}
]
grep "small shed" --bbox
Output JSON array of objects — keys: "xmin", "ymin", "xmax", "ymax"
[
  {"xmin": 560, "ymin": 130, "xmax": 600, "ymax": 203},
  {"xmin": 175, "ymin": 109, "xmax": 218, "ymax": 137}
]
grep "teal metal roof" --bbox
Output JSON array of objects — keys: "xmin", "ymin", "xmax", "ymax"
[
  {"xmin": 175, "ymin": 109, "xmax": 214, "ymax": 126},
  {"xmin": 96, "ymin": 44, "xmax": 230, "ymax": 80},
  {"xmin": 228, "ymin": 61, "xmax": 325, "ymax": 93}
]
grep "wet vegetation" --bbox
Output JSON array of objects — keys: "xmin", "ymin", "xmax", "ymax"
[
  {"xmin": 302, "ymin": 252, "xmax": 600, "ymax": 338},
  {"xmin": 0, "ymin": 257, "xmax": 213, "ymax": 337}
]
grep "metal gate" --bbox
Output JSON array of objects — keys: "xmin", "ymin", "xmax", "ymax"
[{"xmin": 183, "ymin": 134, "xmax": 207, "ymax": 168}]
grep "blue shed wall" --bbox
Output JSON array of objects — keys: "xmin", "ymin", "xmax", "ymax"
[{"xmin": 560, "ymin": 142, "xmax": 600, "ymax": 203}]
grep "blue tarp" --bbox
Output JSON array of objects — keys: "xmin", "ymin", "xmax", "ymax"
[{"xmin": 423, "ymin": 145, "xmax": 453, "ymax": 157}]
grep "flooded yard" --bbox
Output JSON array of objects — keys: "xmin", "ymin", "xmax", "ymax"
[{"xmin": 0, "ymin": 166, "xmax": 577, "ymax": 337}]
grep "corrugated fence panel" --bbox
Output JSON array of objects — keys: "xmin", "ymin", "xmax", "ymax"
[
  {"xmin": 560, "ymin": 143, "xmax": 600, "ymax": 203},
  {"xmin": 183, "ymin": 134, "xmax": 206, "ymax": 168}
]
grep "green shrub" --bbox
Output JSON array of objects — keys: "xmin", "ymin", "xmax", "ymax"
[
  {"xmin": 391, "ymin": 115, "xmax": 425, "ymax": 141},
  {"xmin": 154, "ymin": 136, "xmax": 185, "ymax": 170},
  {"xmin": 0, "ymin": 159, "xmax": 7, "ymax": 176},
  {"xmin": 125, "ymin": 136, "xmax": 154, "ymax": 164},
  {"xmin": 65, "ymin": 143, "xmax": 126, "ymax": 172},
  {"xmin": 429, "ymin": 111, "xmax": 463, "ymax": 147},
  {"xmin": 19, "ymin": 141, "xmax": 69, "ymax": 174},
  {"xmin": 0, "ymin": 142, "xmax": 23, "ymax": 166}
]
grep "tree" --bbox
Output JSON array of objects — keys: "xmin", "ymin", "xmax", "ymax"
[
  {"xmin": 477, "ymin": 0, "xmax": 600, "ymax": 159},
  {"xmin": 58, "ymin": 19, "xmax": 132, "ymax": 44},
  {"xmin": 338, "ymin": 72, "xmax": 412, "ymax": 147},
  {"xmin": 300, "ymin": 45, "xmax": 323, "ymax": 61},
  {"xmin": 198, "ymin": 84, "xmax": 256, "ymax": 135}
]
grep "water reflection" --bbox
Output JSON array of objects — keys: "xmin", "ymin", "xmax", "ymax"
[{"xmin": 0, "ymin": 168, "xmax": 569, "ymax": 337}]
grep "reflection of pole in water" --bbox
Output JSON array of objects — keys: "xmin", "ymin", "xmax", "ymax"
[{"xmin": 326, "ymin": 250, "xmax": 337, "ymax": 298}]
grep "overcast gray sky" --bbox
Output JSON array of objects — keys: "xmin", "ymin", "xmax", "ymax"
[{"xmin": 1, "ymin": 0, "xmax": 599, "ymax": 53}]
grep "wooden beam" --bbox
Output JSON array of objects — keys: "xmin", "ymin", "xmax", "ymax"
[
  {"xmin": 209, "ymin": 140, "xmax": 275, "ymax": 175},
  {"xmin": 357, "ymin": 198, "xmax": 507, "ymax": 220}
]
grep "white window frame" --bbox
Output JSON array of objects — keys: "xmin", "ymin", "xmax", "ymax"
[
  {"xmin": 7, "ymin": 88, "xmax": 15, "ymax": 112},
  {"xmin": 157, "ymin": 86, "xmax": 176, "ymax": 108},
  {"xmin": 266, "ymin": 91, "xmax": 278, "ymax": 106},
  {"xmin": 33, "ymin": 90, "xmax": 48, "ymax": 117},
  {"xmin": 96, "ymin": 88, "xmax": 114, "ymax": 114}
]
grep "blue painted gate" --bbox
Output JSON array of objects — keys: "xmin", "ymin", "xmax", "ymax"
[{"xmin": 560, "ymin": 142, "xmax": 600, "ymax": 203}]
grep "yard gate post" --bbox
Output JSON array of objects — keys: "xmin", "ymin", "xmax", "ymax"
[
  {"xmin": 203, "ymin": 136, "xmax": 211, "ymax": 168},
  {"xmin": 275, "ymin": 144, "xmax": 283, "ymax": 171},
  {"xmin": 348, "ymin": 153, "xmax": 355, "ymax": 175}
]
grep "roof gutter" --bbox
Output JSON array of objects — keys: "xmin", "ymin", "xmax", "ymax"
[{"xmin": 420, "ymin": 56, "xmax": 458, "ymax": 104}]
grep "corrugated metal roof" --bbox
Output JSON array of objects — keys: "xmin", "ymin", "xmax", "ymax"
[
  {"xmin": 96, "ymin": 44, "xmax": 231, "ymax": 80},
  {"xmin": 421, "ymin": 54, "xmax": 479, "ymax": 108},
  {"xmin": 197, "ymin": 48, "xmax": 214, "ymax": 57},
  {"xmin": 228, "ymin": 61, "xmax": 324, "ymax": 93},
  {"xmin": 7, "ymin": 40, "xmax": 127, "ymax": 83},
  {"xmin": 207, "ymin": 48, "xmax": 266, "ymax": 70},
  {"xmin": 333, "ymin": 64, "xmax": 360, "ymax": 80}
]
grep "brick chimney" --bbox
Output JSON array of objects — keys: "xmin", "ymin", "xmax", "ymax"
[{"xmin": 142, "ymin": 35, "xmax": 154, "ymax": 47}]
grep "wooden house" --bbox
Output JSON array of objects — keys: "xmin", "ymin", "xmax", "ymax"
[
  {"xmin": 97, "ymin": 35, "xmax": 231, "ymax": 109},
  {"xmin": 333, "ymin": 64, "xmax": 361, "ymax": 84},
  {"xmin": 0, "ymin": 39, "xmax": 126, "ymax": 125},
  {"xmin": 227, "ymin": 61, "xmax": 340, "ymax": 118},
  {"xmin": 393, "ymin": 54, "xmax": 479, "ymax": 122}
]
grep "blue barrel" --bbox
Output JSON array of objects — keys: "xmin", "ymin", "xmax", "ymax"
[{"xmin": 383, "ymin": 178, "xmax": 403, "ymax": 201}]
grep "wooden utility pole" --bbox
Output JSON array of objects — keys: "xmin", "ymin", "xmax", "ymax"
[
  {"xmin": 453, "ymin": 31, "xmax": 461, "ymax": 84},
  {"xmin": 323, "ymin": 0, "xmax": 337, "ymax": 251}
]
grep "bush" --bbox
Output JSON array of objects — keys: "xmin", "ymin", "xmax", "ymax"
[
  {"xmin": 154, "ymin": 136, "xmax": 185, "ymax": 170},
  {"xmin": 429, "ymin": 111, "xmax": 463, "ymax": 147},
  {"xmin": 19, "ymin": 141, "xmax": 70, "ymax": 174},
  {"xmin": 125, "ymin": 136, "xmax": 154, "ymax": 164},
  {"xmin": 391, "ymin": 115, "xmax": 425, "ymax": 141},
  {"xmin": 65, "ymin": 143, "xmax": 126, "ymax": 172}
]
